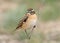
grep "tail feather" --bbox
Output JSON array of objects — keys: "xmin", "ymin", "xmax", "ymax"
[
  {"xmin": 12, "ymin": 26, "xmax": 20, "ymax": 32},
  {"xmin": 11, "ymin": 26, "xmax": 21, "ymax": 34},
  {"xmin": 16, "ymin": 26, "xmax": 20, "ymax": 29}
]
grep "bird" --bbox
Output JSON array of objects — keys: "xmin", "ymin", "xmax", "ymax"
[{"xmin": 15, "ymin": 8, "xmax": 37, "ymax": 39}]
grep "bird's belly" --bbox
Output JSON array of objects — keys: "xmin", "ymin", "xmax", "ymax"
[
  {"xmin": 27, "ymin": 19, "xmax": 37, "ymax": 29},
  {"xmin": 22, "ymin": 19, "xmax": 37, "ymax": 29},
  {"xmin": 29, "ymin": 20, "xmax": 36, "ymax": 26}
]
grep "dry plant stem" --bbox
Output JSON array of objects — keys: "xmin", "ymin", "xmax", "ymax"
[
  {"xmin": 29, "ymin": 25, "xmax": 36, "ymax": 39},
  {"xmin": 28, "ymin": 28, "xmax": 35, "ymax": 39}
]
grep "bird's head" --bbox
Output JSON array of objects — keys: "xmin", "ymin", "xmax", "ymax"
[{"xmin": 27, "ymin": 8, "xmax": 35, "ymax": 15}]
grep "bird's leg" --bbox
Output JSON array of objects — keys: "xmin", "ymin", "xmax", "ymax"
[
  {"xmin": 24, "ymin": 29, "xmax": 29, "ymax": 38},
  {"xmin": 28, "ymin": 25, "xmax": 36, "ymax": 39}
]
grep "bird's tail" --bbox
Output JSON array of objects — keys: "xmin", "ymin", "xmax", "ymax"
[
  {"xmin": 11, "ymin": 26, "xmax": 20, "ymax": 34},
  {"xmin": 13, "ymin": 26, "xmax": 20, "ymax": 32}
]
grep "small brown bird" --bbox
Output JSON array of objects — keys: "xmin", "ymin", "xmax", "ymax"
[{"xmin": 15, "ymin": 8, "xmax": 37, "ymax": 39}]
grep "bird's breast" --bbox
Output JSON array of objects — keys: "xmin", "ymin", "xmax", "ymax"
[
  {"xmin": 22, "ymin": 14, "xmax": 37, "ymax": 29},
  {"xmin": 27, "ymin": 14, "xmax": 37, "ymax": 26}
]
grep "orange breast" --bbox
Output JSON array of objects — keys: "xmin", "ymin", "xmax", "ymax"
[{"xmin": 21, "ymin": 14, "xmax": 37, "ymax": 29}]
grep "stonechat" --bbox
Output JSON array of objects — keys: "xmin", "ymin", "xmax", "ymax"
[{"xmin": 15, "ymin": 8, "xmax": 37, "ymax": 39}]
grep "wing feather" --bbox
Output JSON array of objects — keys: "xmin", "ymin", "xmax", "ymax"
[{"xmin": 16, "ymin": 15, "xmax": 28, "ymax": 29}]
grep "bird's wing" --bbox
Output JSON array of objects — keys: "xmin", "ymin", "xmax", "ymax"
[{"xmin": 16, "ymin": 14, "xmax": 28, "ymax": 29}]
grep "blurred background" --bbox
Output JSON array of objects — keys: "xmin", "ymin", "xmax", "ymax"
[{"xmin": 0, "ymin": 0, "xmax": 60, "ymax": 43}]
